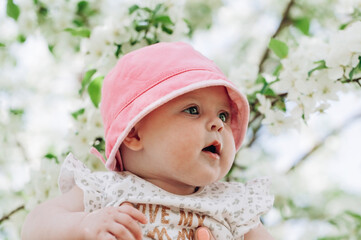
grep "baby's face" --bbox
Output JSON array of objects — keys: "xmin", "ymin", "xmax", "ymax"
[{"xmin": 124, "ymin": 86, "xmax": 236, "ymax": 194}]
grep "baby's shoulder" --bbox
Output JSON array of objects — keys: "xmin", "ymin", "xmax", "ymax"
[
  {"xmin": 58, "ymin": 153, "xmax": 131, "ymax": 193},
  {"xmin": 206, "ymin": 177, "xmax": 271, "ymax": 195}
]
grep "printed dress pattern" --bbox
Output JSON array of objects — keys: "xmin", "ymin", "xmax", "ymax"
[{"xmin": 59, "ymin": 153, "xmax": 274, "ymax": 240}]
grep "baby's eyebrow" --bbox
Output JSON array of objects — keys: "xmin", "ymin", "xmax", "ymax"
[
  {"xmin": 181, "ymin": 94, "xmax": 231, "ymax": 111},
  {"xmin": 216, "ymin": 100, "xmax": 232, "ymax": 112}
]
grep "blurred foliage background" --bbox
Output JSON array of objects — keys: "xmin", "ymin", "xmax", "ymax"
[{"xmin": 1, "ymin": 0, "xmax": 361, "ymax": 239}]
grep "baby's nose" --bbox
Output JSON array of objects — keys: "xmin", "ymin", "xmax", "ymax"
[{"xmin": 207, "ymin": 117, "xmax": 224, "ymax": 132}]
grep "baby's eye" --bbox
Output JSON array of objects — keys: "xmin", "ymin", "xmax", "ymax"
[
  {"xmin": 218, "ymin": 112, "xmax": 229, "ymax": 122},
  {"xmin": 183, "ymin": 106, "xmax": 199, "ymax": 115}
]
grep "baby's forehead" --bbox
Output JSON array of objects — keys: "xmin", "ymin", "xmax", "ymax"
[{"xmin": 171, "ymin": 86, "xmax": 231, "ymax": 106}]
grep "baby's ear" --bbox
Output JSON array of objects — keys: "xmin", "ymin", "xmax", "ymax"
[{"xmin": 122, "ymin": 127, "xmax": 143, "ymax": 151}]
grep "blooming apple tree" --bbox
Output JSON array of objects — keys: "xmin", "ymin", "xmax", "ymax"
[{"xmin": 1, "ymin": 0, "xmax": 361, "ymax": 239}]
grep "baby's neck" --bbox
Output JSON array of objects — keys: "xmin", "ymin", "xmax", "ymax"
[{"xmin": 142, "ymin": 176, "xmax": 199, "ymax": 195}]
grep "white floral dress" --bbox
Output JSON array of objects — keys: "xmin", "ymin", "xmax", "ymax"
[{"xmin": 59, "ymin": 153, "xmax": 274, "ymax": 240}]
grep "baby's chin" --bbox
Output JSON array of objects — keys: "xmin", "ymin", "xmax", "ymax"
[{"xmin": 199, "ymin": 166, "xmax": 232, "ymax": 184}]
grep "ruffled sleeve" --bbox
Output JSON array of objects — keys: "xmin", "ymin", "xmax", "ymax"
[
  {"xmin": 231, "ymin": 177, "xmax": 274, "ymax": 238},
  {"xmin": 58, "ymin": 153, "xmax": 106, "ymax": 212}
]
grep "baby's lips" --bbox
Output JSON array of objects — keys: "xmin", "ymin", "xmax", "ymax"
[{"xmin": 202, "ymin": 140, "xmax": 221, "ymax": 155}]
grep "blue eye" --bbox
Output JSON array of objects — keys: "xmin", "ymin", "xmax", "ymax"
[
  {"xmin": 183, "ymin": 106, "xmax": 199, "ymax": 115},
  {"xmin": 219, "ymin": 112, "xmax": 229, "ymax": 122}
]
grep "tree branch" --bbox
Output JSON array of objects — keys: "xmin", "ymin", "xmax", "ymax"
[
  {"xmin": 258, "ymin": 0, "xmax": 295, "ymax": 72},
  {"xmin": 246, "ymin": 120, "xmax": 262, "ymax": 148},
  {"xmin": 0, "ymin": 205, "xmax": 25, "ymax": 224},
  {"xmin": 15, "ymin": 138, "xmax": 30, "ymax": 162},
  {"xmin": 286, "ymin": 111, "xmax": 361, "ymax": 173},
  {"xmin": 346, "ymin": 77, "xmax": 361, "ymax": 87},
  {"xmin": 247, "ymin": 0, "xmax": 296, "ymax": 147}
]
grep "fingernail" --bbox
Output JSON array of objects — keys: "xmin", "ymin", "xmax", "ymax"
[
  {"xmin": 197, "ymin": 228, "xmax": 210, "ymax": 240},
  {"xmin": 142, "ymin": 215, "xmax": 148, "ymax": 224}
]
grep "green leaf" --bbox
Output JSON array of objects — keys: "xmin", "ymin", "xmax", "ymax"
[
  {"xmin": 154, "ymin": 15, "xmax": 174, "ymax": 25},
  {"xmin": 114, "ymin": 44, "xmax": 122, "ymax": 58},
  {"xmin": 142, "ymin": 7, "xmax": 152, "ymax": 13},
  {"xmin": 153, "ymin": 3, "xmax": 162, "ymax": 15},
  {"xmin": 263, "ymin": 87, "xmax": 277, "ymax": 97},
  {"xmin": 93, "ymin": 137, "xmax": 105, "ymax": 152},
  {"xmin": 88, "ymin": 76, "xmax": 104, "ymax": 108},
  {"xmin": 256, "ymin": 75, "xmax": 266, "ymax": 85},
  {"xmin": 77, "ymin": 1, "xmax": 88, "ymax": 14},
  {"xmin": 246, "ymin": 94, "xmax": 257, "ymax": 105},
  {"xmin": 340, "ymin": 24, "xmax": 347, "ymax": 30},
  {"xmin": 76, "ymin": 1, "xmax": 96, "ymax": 18},
  {"xmin": 273, "ymin": 64, "xmax": 283, "ymax": 76},
  {"xmin": 293, "ymin": 17, "xmax": 310, "ymax": 35},
  {"xmin": 161, "ymin": 25, "xmax": 173, "ymax": 34},
  {"xmin": 71, "ymin": 108, "xmax": 85, "ymax": 120},
  {"xmin": 17, "ymin": 34, "xmax": 26, "ymax": 43},
  {"xmin": 257, "ymin": 74, "xmax": 278, "ymax": 98},
  {"xmin": 145, "ymin": 37, "xmax": 158, "ymax": 45},
  {"xmin": 349, "ymin": 56, "xmax": 361, "ymax": 80},
  {"xmin": 134, "ymin": 20, "xmax": 150, "ymax": 32},
  {"xmin": 48, "ymin": 44, "xmax": 54, "ymax": 54},
  {"xmin": 44, "ymin": 153, "xmax": 59, "ymax": 164},
  {"xmin": 183, "ymin": 18, "xmax": 194, "ymax": 38},
  {"xmin": 269, "ymin": 38, "xmax": 288, "ymax": 59},
  {"xmin": 317, "ymin": 236, "xmax": 349, "ymax": 240},
  {"xmin": 129, "ymin": 4, "xmax": 139, "ymax": 14},
  {"xmin": 10, "ymin": 109, "xmax": 24, "ymax": 115},
  {"xmin": 327, "ymin": 218, "xmax": 339, "ymax": 226},
  {"xmin": 345, "ymin": 210, "xmax": 361, "ymax": 222},
  {"xmin": 79, "ymin": 69, "xmax": 97, "ymax": 95},
  {"xmin": 7, "ymin": 0, "xmax": 20, "ymax": 21},
  {"xmin": 130, "ymin": 39, "xmax": 138, "ymax": 46},
  {"xmin": 274, "ymin": 99, "xmax": 286, "ymax": 111},
  {"xmin": 308, "ymin": 60, "xmax": 327, "ymax": 77},
  {"xmin": 72, "ymin": 19, "xmax": 84, "ymax": 27},
  {"xmin": 37, "ymin": 3, "xmax": 48, "ymax": 18},
  {"xmin": 339, "ymin": 22, "xmax": 349, "ymax": 30},
  {"xmin": 64, "ymin": 27, "xmax": 91, "ymax": 38},
  {"xmin": 0, "ymin": 43, "xmax": 5, "ymax": 47}
]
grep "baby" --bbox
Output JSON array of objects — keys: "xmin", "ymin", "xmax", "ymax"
[{"xmin": 22, "ymin": 42, "xmax": 274, "ymax": 240}]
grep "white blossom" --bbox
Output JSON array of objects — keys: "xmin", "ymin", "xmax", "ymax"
[
  {"xmin": 13, "ymin": 1, "xmax": 38, "ymax": 35},
  {"xmin": 67, "ymin": 100, "xmax": 104, "ymax": 161},
  {"xmin": 267, "ymin": 24, "xmax": 361, "ymax": 133},
  {"xmin": 24, "ymin": 158, "xmax": 61, "ymax": 210},
  {"xmin": 229, "ymin": 64, "xmax": 261, "ymax": 94},
  {"xmin": 335, "ymin": 0, "xmax": 361, "ymax": 15},
  {"xmin": 262, "ymin": 109, "xmax": 297, "ymax": 134},
  {"xmin": 256, "ymin": 93, "xmax": 272, "ymax": 114},
  {"xmin": 325, "ymin": 21, "xmax": 361, "ymax": 69},
  {"xmin": 81, "ymin": 25, "xmax": 119, "ymax": 74}
]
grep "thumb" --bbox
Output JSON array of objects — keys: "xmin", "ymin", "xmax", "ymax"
[{"xmin": 195, "ymin": 227, "xmax": 215, "ymax": 240}]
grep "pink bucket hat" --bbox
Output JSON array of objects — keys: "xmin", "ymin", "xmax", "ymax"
[{"xmin": 93, "ymin": 42, "xmax": 250, "ymax": 171}]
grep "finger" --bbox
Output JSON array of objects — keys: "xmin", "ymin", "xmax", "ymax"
[
  {"xmin": 108, "ymin": 222, "xmax": 136, "ymax": 240},
  {"xmin": 118, "ymin": 203, "xmax": 147, "ymax": 224},
  {"xmin": 120, "ymin": 201, "xmax": 133, "ymax": 207},
  {"xmin": 195, "ymin": 227, "xmax": 215, "ymax": 240},
  {"xmin": 112, "ymin": 213, "xmax": 143, "ymax": 240},
  {"xmin": 100, "ymin": 231, "xmax": 117, "ymax": 240}
]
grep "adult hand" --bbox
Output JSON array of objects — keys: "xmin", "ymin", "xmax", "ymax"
[
  {"xmin": 79, "ymin": 202, "xmax": 147, "ymax": 240},
  {"xmin": 195, "ymin": 227, "xmax": 215, "ymax": 240}
]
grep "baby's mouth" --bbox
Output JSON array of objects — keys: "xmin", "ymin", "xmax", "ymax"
[{"xmin": 202, "ymin": 141, "xmax": 221, "ymax": 155}]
